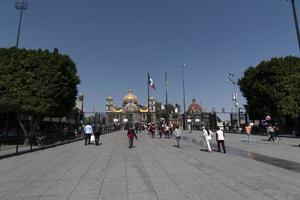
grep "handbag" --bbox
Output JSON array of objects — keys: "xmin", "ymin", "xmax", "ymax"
[{"xmin": 90, "ymin": 134, "xmax": 95, "ymax": 143}]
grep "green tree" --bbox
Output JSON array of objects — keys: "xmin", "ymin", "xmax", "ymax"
[
  {"xmin": 0, "ymin": 48, "xmax": 80, "ymax": 136},
  {"xmin": 238, "ymin": 56, "xmax": 300, "ymax": 120},
  {"xmin": 155, "ymin": 102, "xmax": 175, "ymax": 122}
]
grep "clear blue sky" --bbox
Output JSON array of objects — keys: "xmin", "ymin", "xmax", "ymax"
[{"xmin": 0, "ymin": 0, "xmax": 299, "ymax": 119}]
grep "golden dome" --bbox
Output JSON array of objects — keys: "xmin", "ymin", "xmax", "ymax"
[{"xmin": 123, "ymin": 90, "xmax": 138, "ymax": 104}]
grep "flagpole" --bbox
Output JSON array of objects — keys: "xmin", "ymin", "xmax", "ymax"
[
  {"xmin": 147, "ymin": 72, "xmax": 150, "ymax": 124},
  {"xmin": 165, "ymin": 72, "xmax": 168, "ymax": 105},
  {"xmin": 291, "ymin": 0, "xmax": 300, "ymax": 54},
  {"xmin": 165, "ymin": 72, "xmax": 169, "ymax": 124}
]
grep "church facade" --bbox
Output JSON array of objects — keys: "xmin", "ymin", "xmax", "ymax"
[{"xmin": 105, "ymin": 90, "xmax": 156, "ymax": 125}]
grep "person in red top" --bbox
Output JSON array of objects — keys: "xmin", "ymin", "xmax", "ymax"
[{"xmin": 127, "ymin": 126, "xmax": 138, "ymax": 148}]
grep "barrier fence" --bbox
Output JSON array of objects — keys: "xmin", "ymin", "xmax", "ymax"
[{"xmin": 0, "ymin": 125, "xmax": 121, "ymax": 159}]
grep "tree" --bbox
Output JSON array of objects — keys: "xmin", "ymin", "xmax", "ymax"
[
  {"xmin": 238, "ymin": 56, "xmax": 300, "ymax": 120},
  {"xmin": 155, "ymin": 102, "xmax": 175, "ymax": 123},
  {"xmin": 0, "ymin": 48, "xmax": 80, "ymax": 136}
]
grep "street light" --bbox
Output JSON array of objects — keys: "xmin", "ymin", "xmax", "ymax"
[
  {"xmin": 227, "ymin": 73, "xmax": 240, "ymax": 133},
  {"xmin": 181, "ymin": 64, "xmax": 187, "ymax": 130},
  {"xmin": 15, "ymin": 0, "xmax": 28, "ymax": 48},
  {"xmin": 287, "ymin": 0, "xmax": 300, "ymax": 54}
]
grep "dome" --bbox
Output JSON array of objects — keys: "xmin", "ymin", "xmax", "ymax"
[
  {"xmin": 188, "ymin": 98, "xmax": 202, "ymax": 113},
  {"xmin": 123, "ymin": 90, "xmax": 138, "ymax": 104}
]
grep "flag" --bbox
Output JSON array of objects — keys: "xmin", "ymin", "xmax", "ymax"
[{"xmin": 148, "ymin": 73, "xmax": 156, "ymax": 90}]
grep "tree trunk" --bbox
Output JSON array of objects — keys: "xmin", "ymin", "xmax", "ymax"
[
  {"xmin": 17, "ymin": 113, "xmax": 29, "ymax": 144},
  {"xmin": 16, "ymin": 113, "xmax": 28, "ymax": 136}
]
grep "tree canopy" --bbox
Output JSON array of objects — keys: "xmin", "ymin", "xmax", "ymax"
[
  {"xmin": 238, "ymin": 56, "xmax": 300, "ymax": 119},
  {"xmin": 0, "ymin": 47, "xmax": 80, "ymax": 118},
  {"xmin": 155, "ymin": 102, "xmax": 175, "ymax": 122}
]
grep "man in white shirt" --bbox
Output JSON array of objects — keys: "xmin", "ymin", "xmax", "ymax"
[
  {"xmin": 173, "ymin": 125, "xmax": 182, "ymax": 147},
  {"xmin": 84, "ymin": 123, "xmax": 93, "ymax": 145},
  {"xmin": 216, "ymin": 127, "xmax": 226, "ymax": 153}
]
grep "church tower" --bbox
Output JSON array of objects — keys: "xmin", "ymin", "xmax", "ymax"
[{"xmin": 106, "ymin": 95, "xmax": 114, "ymax": 112}]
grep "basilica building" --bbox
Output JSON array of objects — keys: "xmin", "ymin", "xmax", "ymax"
[{"xmin": 105, "ymin": 90, "xmax": 156, "ymax": 125}]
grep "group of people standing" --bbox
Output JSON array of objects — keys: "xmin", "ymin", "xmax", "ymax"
[
  {"xmin": 127, "ymin": 123, "xmax": 183, "ymax": 148},
  {"xmin": 157, "ymin": 123, "xmax": 175, "ymax": 139}
]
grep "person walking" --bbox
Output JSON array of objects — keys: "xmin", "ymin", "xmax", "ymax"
[
  {"xmin": 84, "ymin": 123, "xmax": 93, "ymax": 145},
  {"xmin": 203, "ymin": 126, "xmax": 213, "ymax": 152},
  {"xmin": 267, "ymin": 124, "xmax": 276, "ymax": 142},
  {"xmin": 127, "ymin": 126, "xmax": 138, "ymax": 148},
  {"xmin": 173, "ymin": 125, "xmax": 182, "ymax": 148},
  {"xmin": 94, "ymin": 124, "xmax": 101, "ymax": 146},
  {"xmin": 216, "ymin": 127, "xmax": 226, "ymax": 153},
  {"xmin": 150, "ymin": 123, "xmax": 156, "ymax": 138},
  {"xmin": 244, "ymin": 123, "xmax": 252, "ymax": 142},
  {"xmin": 165, "ymin": 124, "xmax": 170, "ymax": 138},
  {"xmin": 274, "ymin": 123, "xmax": 280, "ymax": 141}
]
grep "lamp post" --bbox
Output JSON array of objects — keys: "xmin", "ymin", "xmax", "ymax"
[
  {"xmin": 287, "ymin": 0, "xmax": 300, "ymax": 53},
  {"xmin": 227, "ymin": 73, "xmax": 240, "ymax": 133},
  {"xmin": 15, "ymin": 0, "xmax": 28, "ymax": 48},
  {"xmin": 181, "ymin": 64, "xmax": 187, "ymax": 130}
]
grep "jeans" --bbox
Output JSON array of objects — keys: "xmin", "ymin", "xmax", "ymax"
[
  {"xmin": 94, "ymin": 134, "xmax": 100, "ymax": 145},
  {"xmin": 176, "ymin": 136, "xmax": 181, "ymax": 147},
  {"xmin": 246, "ymin": 134, "xmax": 251, "ymax": 142},
  {"xmin": 85, "ymin": 134, "xmax": 91, "ymax": 145},
  {"xmin": 217, "ymin": 140, "xmax": 226, "ymax": 153},
  {"xmin": 268, "ymin": 132, "xmax": 275, "ymax": 142},
  {"xmin": 128, "ymin": 138, "xmax": 133, "ymax": 148}
]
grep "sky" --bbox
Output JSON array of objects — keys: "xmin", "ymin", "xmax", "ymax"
[{"xmin": 0, "ymin": 0, "xmax": 299, "ymax": 119}]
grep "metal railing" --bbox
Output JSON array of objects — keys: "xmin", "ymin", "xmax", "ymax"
[{"xmin": 0, "ymin": 125, "xmax": 121, "ymax": 159}]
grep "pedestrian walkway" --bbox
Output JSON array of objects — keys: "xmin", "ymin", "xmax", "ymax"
[{"xmin": 0, "ymin": 130, "xmax": 299, "ymax": 200}]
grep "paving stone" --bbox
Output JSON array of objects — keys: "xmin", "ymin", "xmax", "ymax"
[{"xmin": 0, "ymin": 131, "xmax": 300, "ymax": 200}]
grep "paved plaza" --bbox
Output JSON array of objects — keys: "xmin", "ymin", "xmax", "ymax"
[{"xmin": 0, "ymin": 130, "xmax": 300, "ymax": 200}]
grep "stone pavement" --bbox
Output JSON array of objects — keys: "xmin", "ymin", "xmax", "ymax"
[{"xmin": 0, "ymin": 130, "xmax": 299, "ymax": 200}]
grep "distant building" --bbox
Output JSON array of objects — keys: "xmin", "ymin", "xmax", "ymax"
[
  {"xmin": 186, "ymin": 98, "xmax": 217, "ymax": 130},
  {"xmin": 105, "ymin": 90, "xmax": 156, "ymax": 125}
]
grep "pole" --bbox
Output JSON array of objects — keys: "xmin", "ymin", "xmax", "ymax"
[
  {"xmin": 181, "ymin": 64, "xmax": 187, "ymax": 130},
  {"xmin": 147, "ymin": 73, "xmax": 150, "ymax": 124},
  {"xmin": 165, "ymin": 72, "xmax": 169, "ymax": 124},
  {"xmin": 165, "ymin": 72, "xmax": 168, "ymax": 105},
  {"xmin": 291, "ymin": 0, "xmax": 300, "ymax": 53},
  {"xmin": 228, "ymin": 73, "xmax": 240, "ymax": 134},
  {"xmin": 16, "ymin": 7, "xmax": 23, "ymax": 48},
  {"xmin": 15, "ymin": 0, "xmax": 28, "ymax": 48},
  {"xmin": 233, "ymin": 80, "xmax": 240, "ymax": 134}
]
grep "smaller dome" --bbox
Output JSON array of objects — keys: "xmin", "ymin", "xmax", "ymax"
[{"xmin": 188, "ymin": 98, "xmax": 202, "ymax": 113}]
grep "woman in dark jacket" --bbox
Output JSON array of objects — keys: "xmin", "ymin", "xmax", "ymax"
[{"xmin": 127, "ymin": 126, "xmax": 138, "ymax": 148}]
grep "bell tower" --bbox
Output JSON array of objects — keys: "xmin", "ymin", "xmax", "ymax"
[{"xmin": 106, "ymin": 95, "xmax": 114, "ymax": 112}]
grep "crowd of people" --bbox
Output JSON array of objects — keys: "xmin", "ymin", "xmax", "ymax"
[
  {"xmin": 81, "ymin": 120, "xmax": 283, "ymax": 152},
  {"xmin": 244, "ymin": 122, "xmax": 281, "ymax": 143}
]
